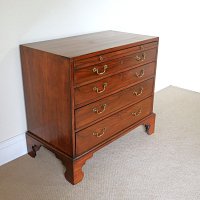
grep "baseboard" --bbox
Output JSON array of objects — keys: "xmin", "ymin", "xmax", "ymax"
[{"xmin": 0, "ymin": 133, "xmax": 27, "ymax": 166}]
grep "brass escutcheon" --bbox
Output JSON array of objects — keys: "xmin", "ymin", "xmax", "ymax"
[{"xmin": 99, "ymin": 56, "xmax": 104, "ymax": 61}]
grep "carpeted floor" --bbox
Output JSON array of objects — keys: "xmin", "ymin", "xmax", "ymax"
[{"xmin": 1, "ymin": 86, "xmax": 200, "ymax": 200}]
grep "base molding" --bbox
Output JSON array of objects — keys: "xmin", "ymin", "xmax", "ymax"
[
  {"xmin": 0, "ymin": 133, "xmax": 27, "ymax": 166},
  {"xmin": 26, "ymin": 113, "xmax": 155, "ymax": 185},
  {"xmin": 26, "ymin": 132, "xmax": 93, "ymax": 185}
]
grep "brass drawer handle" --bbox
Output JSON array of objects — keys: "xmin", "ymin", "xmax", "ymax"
[
  {"xmin": 93, "ymin": 128, "xmax": 106, "ymax": 138},
  {"xmin": 132, "ymin": 108, "xmax": 142, "ymax": 116},
  {"xmin": 135, "ymin": 52, "xmax": 146, "ymax": 61},
  {"xmin": 93, "ymin": 65, "xmax": 108, "ymax": 75},
  {"xmin": 93, "ymin": 104, "xmax": 107, "ymax": 114},
  {"xmin": 93, "ymin": 83, "xmax": 107, "ymax": 93},
  {"xmin": 136, "ymin": 69, "xmax": 144, "ymax": 78},
  {"xmin": 133, "ymin": 87, "xmax": 143, "ymax": 96}
]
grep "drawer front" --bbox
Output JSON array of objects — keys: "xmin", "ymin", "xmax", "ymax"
[
  {"xmin": 75, "ymin": 62, "xmax": 156, "ymax": 106},
  {"xmin": 75, "ymin": 42, "xmax": 158, "ymax": 68},
  {"xmin": 74, "ymin": 48, "xmax": 157, "ymax": 86},
  {"xmin": 75, "ymin": 78, "xmax": 154, "ymax": 129},
  {"xmin": 76, "ymin": 96, "xmax": 153, "ymax": 156}
]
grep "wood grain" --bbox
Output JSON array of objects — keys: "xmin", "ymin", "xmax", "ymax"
[
  {"xmin": 76, "ymin": 96, "xmax": 153, "ymax": 156},
  {"xmin": 75, "ymin": 78, "xmax": 154, "ymax": 130},
  {"xmin": 75, "ymin": 62, "xmax": 156, "ymax": 106},
  {"xmin": 75, "ymin": 113, "xmax": 156, "ymax": 159},
  {"xmin": 20, "ymin": 46, "xmax": 74, "ymax": 156},
  {"xmin": 74, "ymin": 48, "xmax": 157, "ymax": 86},
  {"xmin": 74, "ymin": 42, "xmax": 158, "ymax": 68},
  {"xmin": 22, "ymin": 30, "xmax": 158, "ymax": 60}
]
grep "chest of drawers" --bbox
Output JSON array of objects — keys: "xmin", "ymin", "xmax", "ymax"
[{"xmin": 20, "ymin": 31, "xmax": 159, "ymax": 185}]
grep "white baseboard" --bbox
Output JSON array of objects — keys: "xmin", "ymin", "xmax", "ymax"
[{"xmin": 0, "ymin": 133, "xmax": 27, "ymax": 166}]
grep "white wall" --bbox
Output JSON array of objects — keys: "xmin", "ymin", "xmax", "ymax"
[{"xmin": 0, "ymin": 0, "xmax": 200, "ymax": 144}]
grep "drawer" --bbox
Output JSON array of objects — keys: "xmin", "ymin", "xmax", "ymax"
[
  {"xmin": 76, "ymin": 96, "xmax": 153, "ymax": 156},
  {"xmin": 75, "ymin": 78, "xmax": 154, "ymax": 130},
  {"xmin": 75, "ymin": 62, "xmax": 156, "ymax": 106},
  {"xmin": 74, "ymin": 42, "xmax": 158, "ymax": 68},
  {"xmin": 74, "ymin": 48, "xmax": 157, "ymax": 86}
]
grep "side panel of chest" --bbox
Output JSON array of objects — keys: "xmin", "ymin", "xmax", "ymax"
[{"xmin": 20, "ymin": 46, "xmax": 74, "ymax": 156}]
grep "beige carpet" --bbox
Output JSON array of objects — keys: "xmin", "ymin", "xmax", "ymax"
[{"xmin": 1, "ymin": 86, "xmax": 200, "ymax": 200}]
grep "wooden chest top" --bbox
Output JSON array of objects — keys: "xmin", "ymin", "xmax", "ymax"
[{"xmin": 21, "ymin": 30, "xmax": 158, "ymax": 59}]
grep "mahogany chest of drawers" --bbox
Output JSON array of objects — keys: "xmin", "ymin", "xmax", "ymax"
[{"xmin": 20, "ymin": 31, "xmax": 159, "ymax": 185}]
